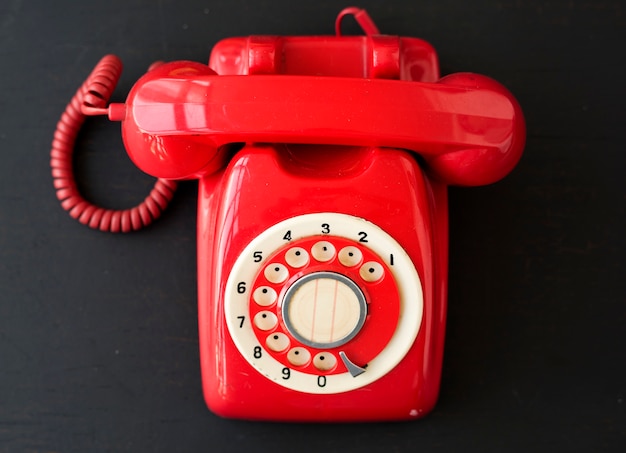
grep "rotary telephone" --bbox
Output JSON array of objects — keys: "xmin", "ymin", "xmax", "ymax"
[{"xmin": 51, "ymin": 7, "xmax": 525, "ymax": 422}]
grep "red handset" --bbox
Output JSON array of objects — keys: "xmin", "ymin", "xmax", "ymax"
[
  {"xmin": 122, "ymin": 68, "xmax": 523, "ymax": 186},
  {"xmin": 51, "ymin": 8, "xmax": 525, "ymax": 421}
]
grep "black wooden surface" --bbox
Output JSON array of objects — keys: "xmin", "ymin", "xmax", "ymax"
[{"xmin": 1, "ymin": 0, "xmax": 624, "ymax": 451}]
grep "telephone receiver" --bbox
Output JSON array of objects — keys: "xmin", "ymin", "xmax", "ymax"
[
  {"xmin": 117, "ymin": 63, "xmax": 525, "ymax": 187},
  {"xmin": 52, "ymin": 8, "xmax": 524, "ymax": 231},
  {"xmin": 51, "ymin": 8, "xmax": 525, "ymax": 422}
]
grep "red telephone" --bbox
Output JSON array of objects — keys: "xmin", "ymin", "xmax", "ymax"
[{"xmin": 51, "ymin": 8, "xmax": 525, "ymax": 422}]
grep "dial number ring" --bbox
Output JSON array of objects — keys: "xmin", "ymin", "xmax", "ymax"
[
  {"xmin": 225, "ymin": 213, "xmax": 423, "ymax": 394},
  {"xmin": 248, "ymin": 235, "xmax": 399, "ymax": 378}
]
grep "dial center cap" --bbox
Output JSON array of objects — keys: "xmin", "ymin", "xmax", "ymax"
[{"xmin": 282, "ymin": 272, "xmax": 367, "ymax": 348}]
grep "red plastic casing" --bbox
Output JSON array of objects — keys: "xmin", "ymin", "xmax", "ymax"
[{"xmin": 117, "ymin": 31, "xmax": 525, "ymax": 421}]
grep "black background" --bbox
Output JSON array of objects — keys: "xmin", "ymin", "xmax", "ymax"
[{"xmin": 1, "ymin": 0, "xmax": 624, "ymax": 451}]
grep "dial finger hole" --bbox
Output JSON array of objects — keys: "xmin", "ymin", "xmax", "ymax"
[
  {"xmin": 313, "ymin": 352, "xmax": 338, "ymax": 371},
  {"xmin": 264, "ymin": 263, "xmax": 289, "ymax": 284},
  {"xmin": 253, "ymin": 311, "xmax": 278, "ymax": 331},
  {"xmin": 359, "ymin": 261, "xmax": 385, "ymax": 283},
  {"xmin": 338, "ymin": 246, "xmax": 363, "ymax": 267},
  {"xmin": 311, "ymin": 241, "xmax": 336, "ymax": 262},
  {"xmin": 287, "ymin": 347, "xmax": 311, "ymax": 367},
  {"xmin": 253, "ymin": 286, "xmax": 277, "ymax": 306},
  {"xmin": 285, "ymin": 247, "xmax": 309, "ymax": 268},
  {"xmin": 266, "ymin": 333, "xmax": 290, "ymax": 352}
]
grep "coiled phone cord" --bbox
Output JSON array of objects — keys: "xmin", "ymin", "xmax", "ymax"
[{"xmin": 50, "ymin": 55, "xmax": 177, "ymax": 233}]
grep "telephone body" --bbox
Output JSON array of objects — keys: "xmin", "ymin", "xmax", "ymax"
[{"xmin": 52, "ymin": 9, "xmax": 525, "ymax": 422}]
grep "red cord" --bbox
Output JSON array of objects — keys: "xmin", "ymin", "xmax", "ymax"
[{"xmin": 51, "ymin": 55, "xmax": 177, "ymax": 232}]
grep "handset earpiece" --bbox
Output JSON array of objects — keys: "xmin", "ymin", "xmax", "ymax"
[
  {"xmin": 119, "ymin": 61, "xmax": 231, "ymax": 180},
  {"xmin": 424, "ymin": 73, "xmax": 526, "ymax": 186}
]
